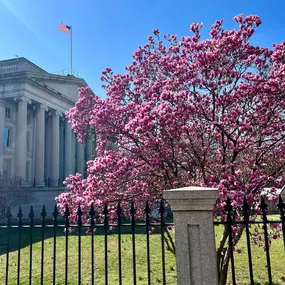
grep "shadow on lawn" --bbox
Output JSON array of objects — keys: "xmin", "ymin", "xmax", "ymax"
[
  {"xmin": 0, "ymin": 225, "xmax": 66, "ymax": 256},
  {"xmin": 0, "ymin": 218, "xmax": 167, "ymax": 255}
]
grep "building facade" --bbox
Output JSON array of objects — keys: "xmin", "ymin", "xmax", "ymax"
[{"xmin": 0, "ymin": 57, "xmax": 95, "ymax": 187}]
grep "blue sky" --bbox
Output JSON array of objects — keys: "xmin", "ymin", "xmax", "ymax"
[{"xmin": 0, "ymin": 0, "xmax": 284, "ymax": 98}]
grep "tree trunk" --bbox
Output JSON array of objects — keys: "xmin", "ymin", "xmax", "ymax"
[
  {"xmin": 217, "ymin": 225, "xmax": 245, "ymax": 285},
  {"xmin": 219, "ymin": 256, "xmax": 230, "ymax": 285},
  {"xmin": 164, "ymin": 227, "xmax": 175, "ymax": 254},
  {"xmin": 216, "ymin": 227, "xmax": 229, "ymax": 282}
]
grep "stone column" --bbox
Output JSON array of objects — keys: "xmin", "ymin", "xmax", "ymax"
[
  {"xmin": 35, "ymin": 104, "xmax": 48, "ymax": 186},
  {"xmin": 164, "ymin": 186, "xmax": 219, "ymax": 285},
  {"xmin": 86, "ymin": 139, "xmax": 94, "ymax": 161},
  {"xmin": 64, "ymin": 120, "xmax": 73, "ymax": 177},
  {"xmin": 0, "ymin": 103, "xmax": 5, "ymax": 176},
  {"xmin": 59, "ymin": 118, "xmax": 65, "ymax": 182},
  {"xmin": 45, "ymin": 115, "xmax": 52, "ymax": 181},
  {"xmin": 50, "ymin": 111, "xmax": 61, "ymax": 186},
  {"xmin": 72, "ymin": 132, "xmax": 76, "ymax": 174},
  {"xmin": 76, "ymin": 141, "xmax": 85, "ymax": 175},
  {"xmin": 15, "ymin": 96, "xmax": 30, "ymax": 181}
]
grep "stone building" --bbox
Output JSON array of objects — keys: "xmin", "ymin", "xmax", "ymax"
[{"xmin": 0, "ymin": 58, "xmax": 94, "ymax": 209}]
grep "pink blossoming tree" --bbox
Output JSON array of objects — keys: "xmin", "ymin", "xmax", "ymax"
[{"xmin": 57, "ymin": 14, "xmax": 285, "ymax": 284}]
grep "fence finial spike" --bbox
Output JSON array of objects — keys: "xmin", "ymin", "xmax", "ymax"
[
  {"xmin": 158, "ymin": 199, "xmax": 165, "ymax": 214},
  {"xmin": 130, "ymin": 201, "xmax": 136, "ymax": 215},
  {"xmin": 17, "ymin": 206, "xmax": 23, "ymax": 218},
  {"xmin": 89, "ymin": 203, "xmax": 95, "ymax": 217},
  {"xmin": 116, "ymin": 201, "xmax": 122, "ymax": 215},
  {"xmin": 41, "ymin": 205, "xmax": 47, "ymax": 217},
  {"xmin": 5, "ymin": 206, "xmax": 12, "ymax": 218},
  {"xmin": 260, "ymin": 196, "xmax": 268, "ymax": 210},
  {"xmin": 226, "ymin": 197, "xmax": 232, "ymax": 212},
  {"xmin": 29, "ymin": 205, "xmax": 35, "ymax": 218},
  {"xmin": 243, "ymin": 195, "xmax": 249, "ymax": 211},
  {"xmin": 277, "ymin": 195, "xmax": 285, "ymax": 209},
  {"xmin": 76, "ymin": 204, "xmax": 83, "ymax": 216},
  {"xmin": 53, "ymin": 204, "xmax": 59, "ymax": 217},
  {"xmin": 103, "ymin": 203, "xmax": 108, "ymax": 216},
  {"xmin": 64, "ymin": 204, "xmax": 70, "ymax": 217},
  {"xmin": 144, "ymin": 200, "xmax": 150, "ymax": 214}
]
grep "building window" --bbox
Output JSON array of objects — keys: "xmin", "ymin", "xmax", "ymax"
[
  {"xmin": 3, "ymin": 159, "xmax": 12, "ymax": 178},
  {"xmin": 4, "ymin": 127, "xmax": 12, "ymax": 148},
  {"xmin": 5, "ymin": 107, "xmax": 11, "ymax": 119}
]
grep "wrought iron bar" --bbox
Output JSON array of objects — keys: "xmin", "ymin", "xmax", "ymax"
[
  {"xmin": 117, "ymin": 202, "xmax": 123, "ymax": 285},
  {"xmin": 77, "ymin": 205, "xmax": 83, "ymax": 285},
  {"xmin": 103, "ymin": 203, "xmax": 109, "ymax": 285},
  {"xmin": 53, "ymin": 205, "xmax": 59, "ymax": 285},
  {"xmin": 145, "ymin": 201, "xmax": 151, "ymax": 285},
  {"xmin": 159, "ymin": 199, "xmax": 166, "ymax": 285},
  {"xmin": 89, "ymin": 204, "xmax": 95, "ymax": 285},
  {"xmin": 1, "ymin": 200, "xmax": 175, "ymax": 284},
  {"xmin": 130, "ymin": 202, "xmax": 137, "ymax": 285},
  {"xmin": 40, "ymin": 205, "xmax": 46, "ymax": 285},
  {"xmin": 5, "ymin": 207, "xmax": 12, "ymax": 285},
  {"xmin": 64, "ymin": 204, "xmax": 70, "ymax": 285},
  {"xmin": 243, "ymin": 197, "xmax": 254, "ymax": 285},
  {"xmin": 29, "ymin": 206, "xmax": 34, "ymax": 285},
  {"xmin": 226, "ymin": 198, "xmax": 236, "ymax": 285},
  {"xmin": 17, "ymin": 206, "xmax": 23, "ymax": 285},
  {"xmin": 260, "ymin": 196, "xmax": 272, "ymax": 285}
]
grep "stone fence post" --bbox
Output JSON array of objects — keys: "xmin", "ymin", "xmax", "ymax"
[{"xmin": 164, "ymin": 186, "xmax": 219, "ymax": 285}]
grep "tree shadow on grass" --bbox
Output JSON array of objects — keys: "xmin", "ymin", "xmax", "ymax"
[
  {"xmin": 0, "ymin": 225, "xmax": 66, "ymax": 255},
  {"xmin": 0, "ymin": 215, "xmax": 173, "ymax": 255}
]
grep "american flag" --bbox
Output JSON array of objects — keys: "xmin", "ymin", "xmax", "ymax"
[{"xmin": 59, "ymin": 23, "xmax": 71, "ymax": 34}]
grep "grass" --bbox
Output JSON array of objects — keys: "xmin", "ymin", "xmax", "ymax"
[
  {"xmin": 215, "ymin": 215, "xmax": 285, "ymax": 285},
  {"xmin": 0, "ymin": 217, "xmax": 285, "ymax": 284},
  {"xmin": 0, "ymin": 227, "xmax": 176, "ymax": 285}
]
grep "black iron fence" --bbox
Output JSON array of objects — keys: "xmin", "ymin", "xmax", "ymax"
[
  {"xmin": 0, "ymin": 200, "xmax": 175, "ymax": 285},
  {"xmin": 214, "ymin": 195, "xmax": 285, "ymax": 285}
]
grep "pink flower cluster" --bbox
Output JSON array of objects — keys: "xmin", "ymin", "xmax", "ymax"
[{"xmin": 56, "ymin": 14, "xmax": 285, "ymax": 233}]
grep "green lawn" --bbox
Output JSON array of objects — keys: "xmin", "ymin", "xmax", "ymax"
[
  {"xmin": 0, "ymin": 227, "xmax": 176, "ymax": 285},
  {"xmin": 214, "ymin": 216, "xmax": 285, "ymax": 285},
  {"xmin": 0, "ymin": 221, "xmax": 285, "ymax": 284}
]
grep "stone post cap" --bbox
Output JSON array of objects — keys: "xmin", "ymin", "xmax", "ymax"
[{"xmin": 164, "ymin": 186, "xmax": 219, "ymax": 211}]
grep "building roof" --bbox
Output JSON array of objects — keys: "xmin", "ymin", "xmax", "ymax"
[
  {"xmin": 0, "ymin": 57, "xmax": 88, "ymax": 87},
  {"xmin": 0, "ymin": 57, "xmax": 90, "ymax": 107}
]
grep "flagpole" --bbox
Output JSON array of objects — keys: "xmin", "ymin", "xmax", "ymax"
[{"xmin": 70, "ymin": 25, "xmax": 73, "ymax": 75}]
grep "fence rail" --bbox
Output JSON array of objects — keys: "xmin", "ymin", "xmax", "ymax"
[
  {"xmin": 214, "ymin": 195, "xmax": 285, "ymax": 285},
  {"xmin": 1, "ymin": 200, "xmax": 174, "ymax": 285}
]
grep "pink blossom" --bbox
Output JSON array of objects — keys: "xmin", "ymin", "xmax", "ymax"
[{"xmin": 56, "ymin": 15, "xmax": 284, "ymax": 250}]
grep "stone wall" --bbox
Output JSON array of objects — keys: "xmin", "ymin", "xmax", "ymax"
[{"xmin": 3, "ymin": 187, "xmax": 67, "ymax": 222}]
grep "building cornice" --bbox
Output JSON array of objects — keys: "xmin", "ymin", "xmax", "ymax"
[
  {"xmin": 0, "ymin": 72, "xmax": 77, "ymax": 104},
  {"xmin": 30, "ymin": 73, "xmax": 88, "ymax": 87},
  {"xmin": 0, "ymin": 57, "xmax": 48, "ymax": 74}
]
